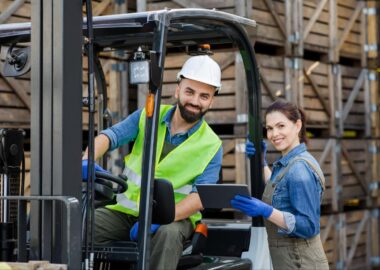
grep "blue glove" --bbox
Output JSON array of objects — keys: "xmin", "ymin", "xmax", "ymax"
[
  {"xmin": 129, "ymin": 222, "xmax": 160, "ymax": 241},
  {"xmin": 81, "ymin": 159, "xmax": 108, "ymax": 181},
  {"xmin": 231, "ymin": 195, "xmax": 273, "ymax": 218},
  {"xmin": 245, "ymin": 139, "xmax": 256, "ymax": 158},
  {"xmin": 261, "ymin": 140, "xmax": 268, "ymax": 167},
  {"xmin": 246, "ymin": 140, "xmax": 268, "ymax": 166}
]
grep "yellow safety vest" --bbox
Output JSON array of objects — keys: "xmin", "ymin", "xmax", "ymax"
[{"xmin": 107, "ymin": 105, "xmax": 222, "ymax": 227}]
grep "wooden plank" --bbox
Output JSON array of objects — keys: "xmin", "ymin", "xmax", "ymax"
[
  {"xmin": 172, "ymin": 0, "xmax": 203, "ymax": 9},
  {"xmin": 0, "ymin": 0, "xmax": 31, "ymax": 19},
  {"xmin": 263, "ymin": 0, "xmax": 286, "ymax": 38},
  {"xmin": 329, "ymin": 0, "xmax": 338, "ymax": 62},
  {"xmin": 318, "ymin": 138, "xmax": 333, "ymax": 165},
  {"xmin": 234, "ymin": 52, "xmax": 247, "ymax": 131},
  {"xmin": 0, "ymin": 108, "xmax": 29, "ymax": 123},
  {"xmin": 0, "ymin": 92, "xmax": 26, "ymax": 107},
  {"xmin": 336, "ymin": 1, "xmax": 364, "ymax": 53},
  {"xmin": 338, "ymin": 213, "xmax": 347, "ymax": 267},
  {"xmin": 345, "ymin": 211, "xmax": 369, "ymax": 268},
  {"xmin": 222, "ymin": 140, "xmax": 236, "ymax": 155},
  {"xmin": 303, "ymin": 67, "xmax": 330, "ymax": 117},
  {"xmin": 341, "ymin": 142, "xmax": 368, "ymax": 195},
  {"xmin": 1, "ymin": 76, "xmax": 31, "ymax": 110},
  {"xmin": 341, "ymin": 69, "xmax": 365, "ymax": 122},
  {"xmin": 367, "ymin": 1, "xmax": 378, "ymax": 59},
  {"xmin": 303, "ymin": 0, "xmax": 328, "ymax": 40},
  {"xmin": 235, "ymin": 139, "xmax": 246, "ymax": 184},
  {"xmin": 321, "ymin": 215, "xmax": 334, "ymax": 244},
  {"xmin": 364, "ymin": 71, "xmax": 371, "ymax": 137},
  {"xmin": 93, "ymin": 0, "xmax": 112, "ymax": 16},
  {"xmin": 260, "ymin": 72, "xmax": 277, "ymax": 101}
]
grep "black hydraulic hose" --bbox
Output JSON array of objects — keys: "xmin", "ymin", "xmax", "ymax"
[{"xmin": 84, "ymin": 0, "xmax": 96, "ymax": 268}]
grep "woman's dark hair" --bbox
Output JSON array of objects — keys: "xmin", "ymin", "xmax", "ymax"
[{"xmin": 265, "ymin": 99, "xmax": 308, "ymax": 144}]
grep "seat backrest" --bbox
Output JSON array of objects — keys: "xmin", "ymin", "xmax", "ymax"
[{"xmin": 152, "ymin": 179, "xmax": 175, "ymax": 225}]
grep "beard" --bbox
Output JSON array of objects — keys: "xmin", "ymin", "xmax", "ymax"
[{"xmin": 177, "ymin": 101, "xmax": 208, "ymax": 124}]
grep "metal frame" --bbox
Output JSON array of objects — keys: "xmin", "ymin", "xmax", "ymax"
[
  {"xmin": 0, "ymin": 8, "xmax": 262, "ymax": 268},
  {"xmin": 0, "ymin": 195, "xmax": 81, "ymax": 269},
  {"xmin": 30, "ymin": 0, "xmax": 83, "ymax": 265}
]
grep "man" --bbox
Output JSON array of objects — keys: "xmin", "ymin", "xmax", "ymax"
[{"xmin": 82, "ymin": 55, "xmax": 223, "ymax": 269}]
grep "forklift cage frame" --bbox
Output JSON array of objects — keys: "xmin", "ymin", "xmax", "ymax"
[{"xmin": 0, "ymin": 8, "xmax": 264, "ymax": 269}]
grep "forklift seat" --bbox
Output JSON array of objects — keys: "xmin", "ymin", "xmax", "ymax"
[{"xmin": 91, "ymin": 175, "xmax": 206, "ymax": 269}]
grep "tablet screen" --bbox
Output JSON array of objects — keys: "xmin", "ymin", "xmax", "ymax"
[{"xmin": 196, "ymin": 184, "xmax": 250, "ymax": 209}]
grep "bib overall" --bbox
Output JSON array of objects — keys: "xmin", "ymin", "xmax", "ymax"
[{"xmin": 262, "ymin": 157, "xmax": 329, "ymax": 270}]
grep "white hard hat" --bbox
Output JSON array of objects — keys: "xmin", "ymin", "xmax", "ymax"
[{"xmin": 177, "ymin": 55, "xmax": 222, "ymax": 92}]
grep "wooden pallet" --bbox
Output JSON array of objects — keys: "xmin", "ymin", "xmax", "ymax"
[
  {"xmin": 321, "ymin": 209, "xmax": 380, "ymax": 270},
  {"xmin": 0, "ymin": 261, "xmax": 67, "ymax": 270},
  {"xmin": 145, "ymin": 0, "xmax": 376, "ymax": 62},
  {"xmin": 261, "ymin": 54, "xmax": 378, "ymax": 135}
]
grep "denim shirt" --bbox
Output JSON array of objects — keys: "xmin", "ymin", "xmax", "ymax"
[
  {"xmin": 270, "ymin": 143, "xmax": 323, "ymax": 238},
  {"xmin": 101, "ymin": 106, "xmax": 223, "ymax": 192}
]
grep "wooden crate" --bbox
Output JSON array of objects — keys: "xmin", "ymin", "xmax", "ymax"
[
  {"xmin": 221, "ymin": 138, "xmax": 247, "ymax": 185},
  {"xmin": 147, "ymin": 0, "xmax": 237, "ymax": 14},
  {"xmin": 320, "ymin": 209, "xmax": 380, "ymax": 270},
  {"xmin": 0, "ymin": 0, "xmax": 136, "ymax": 23},
  {"xmin": 0, "ymin": 1, "xmax": 133, "ymax": 129},
  {"xmin": 248, "ymin": 0, "xmax": 374, "ymax": 62},
  {"xmin": 160, "ymin": 52, "xmax": 360, "ymax": 131},
  {"xmin": 261, "ymin": 54, "xmax": 374, "ymax": 134},
  {"xmin": 0, "ymin": 261, "xmax": 67, "ymax": 270}
]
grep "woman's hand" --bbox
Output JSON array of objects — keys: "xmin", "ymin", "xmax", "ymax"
[{"xmin": 231, "ymin": 195, "xmax": 273, "ymax": 218}]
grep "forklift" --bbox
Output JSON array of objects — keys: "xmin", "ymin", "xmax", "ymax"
[{"xmin": 0, "ymin": 7, "xmax": 267, "ymax": 270}]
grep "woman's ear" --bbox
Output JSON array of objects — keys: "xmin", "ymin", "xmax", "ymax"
[{"xmin": 296, "ymin": 119, "xmax": 302, "ymax": 133}]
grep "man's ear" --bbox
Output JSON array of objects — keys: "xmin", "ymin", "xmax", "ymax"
[{"xmin": 174, "ymin": 84, "xmax": 180, "ymax": 99}]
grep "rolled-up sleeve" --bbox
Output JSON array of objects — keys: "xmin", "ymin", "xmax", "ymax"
[
  {"xmin": 100, "ymin": 109, "xmax": 142, "ymax": 151},
  {"xmin": 278, "ymin": 211, "xmax": 296, "ymax": 234}
]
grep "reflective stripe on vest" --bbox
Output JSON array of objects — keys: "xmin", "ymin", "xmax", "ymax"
[
  {"xmin": 115, "ymin": 193, "xmax": 138, "ymax": 211},
  {"xmin": 123, "ymin": 166, "xmax": 141, "ymax": 186},
  {"xmin": 123, "ymin": 166, "xmax": 192, "ymax": 195},
  {"xmin": 107, "ymin": 105, "xmax": 221, "ymax": 227}
]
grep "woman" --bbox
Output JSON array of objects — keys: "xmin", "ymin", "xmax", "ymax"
[{"xmin": 232, "ymin": 99, "xmax": 329, "ymax": 269}]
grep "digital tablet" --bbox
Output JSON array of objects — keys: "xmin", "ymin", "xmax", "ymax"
[{"xmin": 196, "ymin": 184, "xmax": 250, "ymax": 209}]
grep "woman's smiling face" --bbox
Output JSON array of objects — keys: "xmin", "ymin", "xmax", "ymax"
[{"xmin": 266, "ymin": 111, "xmax": 302, "ymax": 156}]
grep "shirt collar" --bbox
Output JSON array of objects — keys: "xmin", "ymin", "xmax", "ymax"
[
  {"xmin": 273, "ymin": 143, "xmax": 307, "ymax": 167},
  {"xmin": 162, "ymin": 105, "xmax": 203, "ymax": 137}
]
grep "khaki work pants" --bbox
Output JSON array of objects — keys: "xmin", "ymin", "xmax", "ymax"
[{"xmin": 94, "ymin": 207, "xmax": 193, "ymax": 270}]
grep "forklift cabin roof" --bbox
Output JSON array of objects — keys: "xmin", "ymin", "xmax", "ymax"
[{"xmin": 0, "ymin": 8, "xmax": 256, "ymax": 50}]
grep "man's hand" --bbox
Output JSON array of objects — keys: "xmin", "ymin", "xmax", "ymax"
[
  {"xmin": 129, "ymin": 222, "xmax": 160, "ymax": 241},
  {"xmin": 81, "ymin": 159, "xmax": 109, "ymax": 181},
  {"xmin": 231, "ymin": 195, "xmax": 273, "ymax": 218}
]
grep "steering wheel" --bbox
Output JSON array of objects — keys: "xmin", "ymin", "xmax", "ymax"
[{"xmin": 91, "ymin": 171, "xmax": 128, "ymax": 205}]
